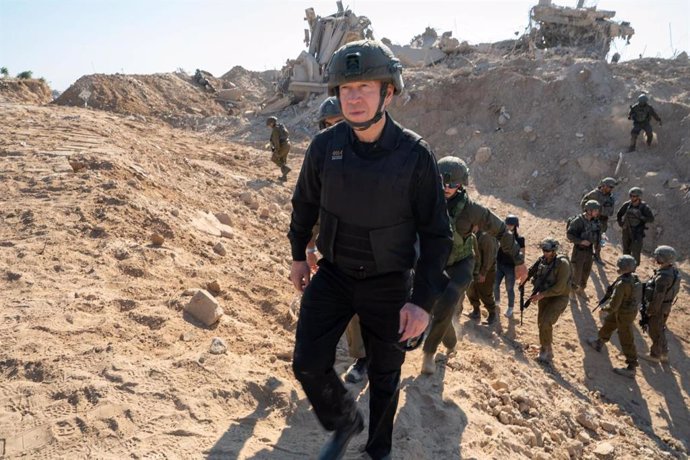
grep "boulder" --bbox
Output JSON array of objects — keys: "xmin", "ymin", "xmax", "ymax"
[{"xmin": 185, "ymin": 290, "xmax": 223, "ymax": 326}]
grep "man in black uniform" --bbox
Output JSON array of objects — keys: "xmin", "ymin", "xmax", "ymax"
[
  {"xmin": 288, "ymin": 40, "xmax": 452, "ymax": 460},
  {"xmin": 628, "ymin": 93, "xmax": 662, "ymax": 152}
]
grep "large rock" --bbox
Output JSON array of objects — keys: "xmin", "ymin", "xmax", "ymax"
[
  {"xmin": 575, "ymin": 409, "xmax": 599, "ymax": 431},
  {"xmin": 185, "ymin": 290, "xmax": 223, "ymax": 326},
  {"xmin": 593, "ymin": 441, "xmax": 615, "ymax": 459},
  {"xmin": 475, "ymin": 146, "xmax": 492, "ymax": 164}
]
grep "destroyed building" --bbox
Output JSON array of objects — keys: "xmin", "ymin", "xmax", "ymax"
[{"xmin": 528, "ymin": 0, "xmax": 634, "ymax": 58}]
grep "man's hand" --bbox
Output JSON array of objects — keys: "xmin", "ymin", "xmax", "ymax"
[
  {"xmin": 290, "ymin": 261, "xmax": 311, "ymax": 292},
  {"xmin": 515, "ymin": 263, "xmax": 528, "ymax": 285},
  {"xmin": 306, "ymin": 252, "xmax": 319, "ymax": 272},
  {"xmin": 399, "ymin": 303, "xmax": 429, "ymax": 342},
  {"xmin": 580, "ymin": 240, "xmax": 592, "ymax": 247},
  {"xmin": 528, "ymin": 292, "xmax": 544, "ymax": 303}
]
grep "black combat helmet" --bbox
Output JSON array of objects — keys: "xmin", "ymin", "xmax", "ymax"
[
  {"xmin": 505, "ymin": 215, "xmax": 519, "ymax": 227},
  {"xmin": 327, "ymin": 40, "xmax": 404, "ymax": 130},
  {"xmin": 266, "ymin": 116, "xmax": 277, "ymax": 126},
  {"xmin": 616, "ymin": 255, "xmax": 637, "ymax": 274},
  {"xmin": 327, "ymin": 39, "xmax": 404, "ymax": 95},
  {"xmin": 317, "ymin": 96, "xmax": 342, "ymax": 129},
  {"xmin": 653, "ymin": 245, "xmax": 677, "ymax": 264},
  {"xmin": 638, "ymin": 93, "xmax": 649, "ymax": 104},
  {"xmin": 437, "ymin": 157, "xmax": 469, "ymax": 187}
]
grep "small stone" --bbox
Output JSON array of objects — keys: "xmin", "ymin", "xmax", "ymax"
[
  {"xmin": 215, "ymin": 212, "xmax": 232, "ymax": 225},
  {"xmin": 532, "ymin": 170, "xmax": 539, "ymax": 177},
  {"xmin": 483, "ymin": 425, "xmax": 493, "ymax": 435},
  {"xmin": 445, "ymin": 127, "xmax": 458, "ymax": 136},
  {"xmin": 213, "ymin": 242, "xmax": 226, "ymax": 256},
  {"xmin": 259, "ymin": 208, "xmax": 270, "ymax": 219},
  {"xmin": 184, "ymin": 290, "xmax": 223, "ymax": 326},
  {"xmin": 180, "ymin": 332, "xmax": 195, "ymax": 342},
  {"xmin": 523, "ymin": 125, "xmax": 534, "ymax": 133},
  {"xmin": 475, "ymin": 146, "xmax": 492, "ymax": 164},
  {"xmin": 488, "ymin": 397, "xmax": 500, "ymax": 407},
  {"xmin": 498, "ymin": 114, "xmax": 507, "ymax": 125},
  {"xmin": 150, "ymin": 233, "xmax": 165, "ymax": 246},
  {"xmin": 593, "ymin": 441, "xmax": 615, "ymax": 459},
  {"xmin": 220, "ymin": 228, "xmax": 233, "ymax": 239},
  {"xmin": 576, "ymin": 430, "xmax": 591, "ymax": 444},
  {"xmin": 209, "ymin": 337, "xmax": 227, "ymax": 354},
  {"xmin": 575, "ymin": 132, "xmax": 584, "ymax": 138},
  {"xmin": 576, "ymin": 409, "xmax": 599, "ymax": 431},
  {"xmin": 559, "ymin": 158, "xmax": 568, "ymax": 166},
  {"xmin": 600, "ymin": 420, "xmax": 617, "ymax": 434},
  {"xmin": 490, "ymin": 379, "xmax": 509, "ymax": 391},
  {"xmin": 207, "ymin": 280, "xmax": 221, "ymax": 295},
  {"xmin": 667, "ymin": 178, "xmax": 681, "ymax": 189},
  {"xmin": 171, "ymin": 208, "xmax": 180, "ymax": 217},
  {"xmin": 498, "ymin": 410, "xmax": 512, "ymax": 425},
  {"xmin": 565, "ymin": 440, "xmax": 584, "ymax": 458}
]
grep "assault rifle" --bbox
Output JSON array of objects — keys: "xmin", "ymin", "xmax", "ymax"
[
  {"xmin": 639, "ymin": 281, "xmax": 650, "ymax": 334},
  {"xmin": 518, "ymin": 258, "xmax": 542, "ymax": 326},
  {"xmin": 592, "ymin": 276, "xmax": 622, "ymax": 313}
]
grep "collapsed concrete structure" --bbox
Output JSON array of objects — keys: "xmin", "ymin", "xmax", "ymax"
[{"xmin": 528, "ymin": 0, "xmax": 634, "ymax": 58}]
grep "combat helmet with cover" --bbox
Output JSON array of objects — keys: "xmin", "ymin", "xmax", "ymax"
[
  {"xmin": 600, "ymin": 177, "xmax": 617, "ymax": 188},
  {"xmin": 629, "ymin": 186, "xmax": 643, "ymax": 197},
  {"xmin": 540, "ymin": 237, "xmax": 559, "ymax": 252},
  {"xmin": 266, "ymin": 116, "xmax": 277, "ymax": 126},
  {"xmin": 317, "ymin": 96, "xmax": 342, "ymax": 130},
  {"xmin": 584, "ymin": 200, "xmax": 601, "ymax": 212},
  {"xmin": 653, "ymin": 245, "xmax": 677, "ymax": 265},
  {"xmin": 616, "ymin": 255, "xmax": 637, "ymax": 274},
  {"xmin": 437, "ymin": 157, "xmax": 469, "ymax": 187}
]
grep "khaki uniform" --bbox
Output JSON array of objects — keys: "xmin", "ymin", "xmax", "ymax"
[
  {"xmin": 646, "ymin": 266, "xmax": 681, "ymax": 358},
  {"xmin": 532, "ymin": 255, "xmax": 571, "ymax": 349},
  {"xmin": 424, "ymin": 192, "xmax": 523, "ymax": 355},
  {"xmin": 581, "ymin": 188, "xmax": 614, "ymax": 258},
  {"xmin": 467, "ymin": 230, "xmax": 498, "ymax": 314},
  {"xmin": 616, "ymin": 201, "xmax": 654, "ymax": 265},
  {"xmin": 566, "ymin": 214, "xmax": 600, "ymax": 289},
  {"xmin": 270, "ymin": 124, "xmax": 291, "ymax": 168},
  {"xmin": 597, "ymin": 274, "xmax": 642, "ymax": 366},
  {"xmin": 344, "ymin": 315, "xmax": 366, "ymax": 359}
]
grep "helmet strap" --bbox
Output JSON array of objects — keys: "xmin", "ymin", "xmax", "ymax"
[{"xmin": 337, "ymin": 83, "xmax": 389, "ymax": 131}]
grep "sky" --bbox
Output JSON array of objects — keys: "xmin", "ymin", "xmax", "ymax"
[{"xmin": 1, "ymin": 0, "xmax": 688, "ymax": 91}]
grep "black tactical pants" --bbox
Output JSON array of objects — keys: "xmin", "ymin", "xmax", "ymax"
[
  {"xmin": 467, "ymin": 266, "xmax": 497, "ymax": 313},
  {"xmin": 292, "ymin": 259, "xmax": 407, "ymax": 459},
  {"xmin": 424, "ymin": 256, "xmax": 475, "ymax": 354},
  {"xmin": 570, "ymin": 245, "xmax": 594, "ymax": 289},
  {"xmin": 621, "ymin": 229, "xmax": 644, "ymax": 266},
  {"xmin": 598, "ymin": 308, "xmax": 638, "ymax": 366},
  {"xmin": 631, "ymin": 121, "xmax": 653, "ymax": 145},
  {"xmin": 648, "ymin": 302, "xmax": 673, "ymax": 358}
]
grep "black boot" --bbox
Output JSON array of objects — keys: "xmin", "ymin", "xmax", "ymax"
[
  {"xmin": 468, "ymin": 306, "xmax": 481, "ymax": 320},
  {"xmin": 486, "ymin": 311, "xmax": 498, "ymax": 325},
  {"xmin": 318, "ymin": 411, "xmax": 364, "ymax": 460}
]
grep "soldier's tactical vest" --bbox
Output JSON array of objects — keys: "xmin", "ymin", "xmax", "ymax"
[
  {"xmin": 619, "ymin": 273, "xmax": 643, "ymax": 312},
  {"xmin": 569, "ymin": 214, "xmax": 600, "ymax": 246},
  {"xmin": 317, "ymin": 122, "xmax": 421, "ymax": 278},
  {"xmin": 446, "ymin": 192, "xmax": 475, "ymax": 267},
  {"xmin": 630, "ymin": 103, "xmax": 653, "ymax": 123},
  {"xmin": 645, "ymin": 267, "xmax": 681, "ymax": 305},
  {"xmin": 590, "ymin": 189, "xmax": 614, "ymax": 217},
  {"xmin": 535, "ymin": 254, "xmax": 570, "ymax": 292}
]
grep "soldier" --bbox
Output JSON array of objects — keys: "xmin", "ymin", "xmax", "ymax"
[
  {"xmin": 567, "ymin": 200, "xmax": 601, "ymax": 297},
  {"xmin": 494, "ymin": 215, "xmax": 525, "ymax": 318},
  {"xmin": 587, "ymin": 255, "xmax": 643, "ymax": 378},
  {"xmin": 467, "ymin": 227, "xmax": 499, "ymax": 324},
  {"xmin": 318, "ymin": 96, "xmax": 344, "ymax": 130},
  {"xmin": 616, "ymin": 187, "xmax": 655, "ymax": 266},
  {"xmin": 288, "ymin": 40, "xmax": 452, "ymax": 460},
  {"xmin": 628, "ymin": 93, "xmax": 662, "ymax": 152},
  {"xmin": 525, "ymin": 238, "xmax": 572, "ymax": 364},
  {"xmin": 580, "ymin": 177, "xmax": 617, "ymax": 265},
  {"xmin": 640, "ymin": 246, "xmax": 681, "ymax": 364},
  {"xmin": 421, "ymin": 157, "xmax": 526, "ymax": 374},
  {"xmin": 266, "ymin": 116, "xmax": 291, "ymax": 180}
]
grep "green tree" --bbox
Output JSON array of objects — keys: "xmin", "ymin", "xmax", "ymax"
[
  {"xmin": 0, "ymin": 67, "xmax": 8, "ymax": 77},
  {"xmin": 17, "ymin": 70, "xmax": 33, "ymax": 79}
]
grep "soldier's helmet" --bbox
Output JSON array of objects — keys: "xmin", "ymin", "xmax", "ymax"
[
  {"xmin": 266, "ymin": 116, "xmax": 277, "ymax": 126},
  {"xmin": 584, "ymin": 200, "xmax": 601, "ymax": 212},
  {"xmin": 539, "ymin": 238, "xmax": 559, "ymax": 252},
  {"xmin": 638, "ymin": 93, "xmax": 649, "ymax": 104},
  {"xmin": 505, "ymin": 215, "xmax": 519, "ymax": 227},
  {"xmin": 629, "ymin": 186, "xmax": 643, "ymax": 197},
  {"xmin": 616, "ymin": 255, "xmax": 637, "ymax": 274},
  {"xmin": 318, "ymin": 96, "xmax": 342, "ymax": 123},
  {"xmin": 327, "ymin": 40, "xmax": 404, "ymax": 96},
  {"xmin": 438, "ymin": 157, "xmax": 469, "ymax": 187},
  {"xmin": 653, "ymin": 245, "xmax": 677, "ymax": 264},
  {"xmin": 600, "ymin": 177, "xmax": 618, "ymax": 188}
]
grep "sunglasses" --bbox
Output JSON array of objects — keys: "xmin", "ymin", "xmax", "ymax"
[{"xmin": 444, "ymin": 183, "xmax": 460, "ymax": 189}]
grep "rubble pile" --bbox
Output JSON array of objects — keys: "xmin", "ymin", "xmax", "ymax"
[{"xmin": 0, "ymin": 78, "xmax": 53, "ymax": 104}]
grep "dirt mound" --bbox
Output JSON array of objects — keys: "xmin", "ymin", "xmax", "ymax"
[
  {"xmin": 53, "ymin": 72, "xmax": 229, "ymax": 119},
  {"xmin": 0, "ymin": 78, "xmax": 52, "ymax": 104},
  {"xmin": 220, "ymin": 66, "xmax": 278, "ymax": 105}
]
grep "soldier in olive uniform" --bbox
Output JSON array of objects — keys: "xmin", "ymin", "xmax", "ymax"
[
  {"xmin": 587, "ymin": 255, "xmax": 643, "ymax": 378},
  {"xmin": 525, "ymin": 238, "xmax": 572, "ymax": 364},
  {"xmin": 266, "ymin": 116, "xmax": 291, "ymax": 180},
  {"xmin": 467, "ymin": 228, "xmax": 499, "ymax": 324},
  {"xmin": 580, "ymin": 177, "xmax": 617, "ymax": 264},
  {"xmin": 421, "ymin": 157, "xmax": 527, "ymax": 374},
  {"xmin": 628, "ymin": 93, "xmax": 662, "ymax": 152},
  {"xmin": 640, "ymin": 246, "xmax": 681, "ymax": 364},
  {"xmin": 616, "ymin": 187, "xmax": 655, "ymax": 266},
  {"xmin": 567, "ymin": 200, "xmax": 601, "ymax": 297}
]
